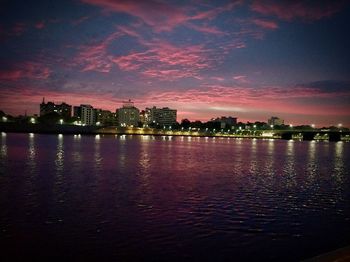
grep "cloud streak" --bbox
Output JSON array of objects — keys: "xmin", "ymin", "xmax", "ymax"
[
  {"xmin": 251, "ymin": 0, "xmax": 347, "ymax": 21},
  {"xmin": 0, "ymin": 62, "xmax": 51, "ymax": 81}
]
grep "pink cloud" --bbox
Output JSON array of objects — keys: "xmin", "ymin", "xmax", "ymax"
[
  {"xmin": 75, "ymin": 31, "xmax": 123, "ymax": 73},
  {"xmin": 0, "ymin": 88, "xmax": 123, "ymax": 117},
  {"xmin": 233, "ymin": 75, "xmax": 250, "ymax": 84},
  {"xmin": 112, "ymin": 40, "xmax": 211, "ymax": 80},
  {"xmin": 0, "ymin": 62, "xmax": 51, "ymax": 81},
  {"xmin": 35, "ymin": 21, "xmax": 45, "ymax": 29},
  {"xmin": 81, "ymin": 0, "xmax": 241, "ymax": 34},
  {"xmin": 1, "ymin": 83, "xmax": 349, "ymax": 127},
  {"xmin": 12, "ymin": 22, "xmax": 26, "ymax": 36},
  {"xmin": 190, "ymin": 1, "xmax": 242, "ymax": 21},
  {"xmin": 252, "ymin": 18, "xmax": 278, "ymax": 30},
  {"xmin": 186, "ymin": 23, "xmax": 227, "ymax": 35},
  {"xmin": 72, "ymin": 16, "xmax": 90, "ymax": 25},
  {"xmin": 140, "ymin": 85, "xmax": 350, "ymax": 122},
  {"xmin": 81, "ymin": 0, "xmax": 189, "ymax": 32},
  {"xmin": 251, "ymin": 0, "xmax": 346, "ymax": 21},
  {"xmin": 117, "ymin": 24, "xmax": 142, "ymax": 38}
]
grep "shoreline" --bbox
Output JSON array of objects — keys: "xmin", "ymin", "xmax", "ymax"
[{"xmin": 1, "ymin": 123, "xmax": 349, "ymax": 142}]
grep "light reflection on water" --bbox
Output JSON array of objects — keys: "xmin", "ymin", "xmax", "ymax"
[{"xmin": 0, "ymin": 134, "xmax": 349, "ymax": 261}]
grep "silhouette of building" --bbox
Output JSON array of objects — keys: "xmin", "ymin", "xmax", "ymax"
[
  {"xmin": 210, "ymin": 116, "xmax": 237, "ymax": 128},
  {"xmin": 116, "ymin": 100, "xmax": 140, "ymax": 127},
  {"xmin": 40, "ymin": 98, "xmax": 71, "ymax": 118},
  {"xmin": 145, "ymin": 106, "xmax": 177, "ymax": 126},
  {"xmin": 268, "ymin": 116, "xmax": 284, "ymax": 126}
]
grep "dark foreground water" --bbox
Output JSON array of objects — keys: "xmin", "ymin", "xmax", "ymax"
[{"xmin": 0, "ymin": 133, "xmax": 350, "ymax": 261}]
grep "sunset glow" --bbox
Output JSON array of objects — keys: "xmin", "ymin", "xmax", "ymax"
[{"xmin": 1, "ymin": 0, "xmax": 349, "ymax": 126}]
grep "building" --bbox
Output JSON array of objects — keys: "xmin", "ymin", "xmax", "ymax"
[
  {"xmin": 40, "ymin": 98, "xmax": 72, "ymax": 118},
  {"xmin": 145, "ymin": 106, "xmax": 177, "ymax": 126},
  {"xmin": 116, "ymin": 100, "xmax": 140, "ymax": 127},
  {"xmin": 73, "ymin": 106, "xmax": 81, "ymax": 120},
  {"xmin": 74, "ymin": 104, "xmax": 96, "ymax": 125},
  {"xmin": 95, "ymin": 109, "xmax": 117, "ymax": 126},
  {"xmin": 210, "ymin": 116, "xmax": 237, "ymax": 129},
  {"xmin": 268, "ymin": 116, "xmax": 284, "ymax": 126}
]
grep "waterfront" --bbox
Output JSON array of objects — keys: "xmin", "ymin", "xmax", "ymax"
[{"xmin": 0, "ymin": 133, "xmax": 350, "ymax": 261}]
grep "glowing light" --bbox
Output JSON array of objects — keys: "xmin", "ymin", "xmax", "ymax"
[
  {"xmin": 96, "ymin": 121, "xmax": 101, "ymax": 126},
  {"xmin": 58, "ymin": 134, "xmax": 63, "ymax": 139},
  {"xmin": 30, "ymin": 117, "xmax": 35, "ymax": 124},
  {"xmin": 95, "ymin": 134, "xmax": 100, "ymax": 140},
  {"xmin": 59, "ymin": 119, "xmax": 63, "ymax": 124},
  {"xmin": 2, "ymin": 116, "xmax": 7, "ymax": 122}
]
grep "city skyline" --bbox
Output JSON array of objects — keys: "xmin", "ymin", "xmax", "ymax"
[{"xmin": 1, "ymin": 0, "xmax": 350, "ymax": 126}]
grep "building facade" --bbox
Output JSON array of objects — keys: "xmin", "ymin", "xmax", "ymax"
[
  {"xmin": 79, "ymin": 104, "xmax": 95, "ymax": 125},
  {"xmin": 95, "ymin": 109, "xmax": 117, "ymax": 126},
  {"xmin": 268, "ymin": 116, "xmax": 284, "ymax": 126},
  {"xmin": 145, "ymin": 106, "xmax": 177, "ymax": 126},
  {"xmin": 117, "ymin": 100, "xmax": 140, "ymax": 127},
  {"xmin": 210, "ymin": 116, "xmax": 237, "ymax": 129},
  {"xmin": 40, "ymin": 98, "xmax": 72, "ymax": 118}
]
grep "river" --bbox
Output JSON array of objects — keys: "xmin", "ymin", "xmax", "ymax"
[{"xmin": 0, "ymin": 133, "xmax": 349, "ymax": 261}]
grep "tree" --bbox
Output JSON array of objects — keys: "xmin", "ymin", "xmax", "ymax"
[{"xmin": 181, "ymin": 119, "xmax": 191, "ymax": 129}]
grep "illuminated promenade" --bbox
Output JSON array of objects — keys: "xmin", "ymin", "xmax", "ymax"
[{"xmin": 98, "ymin": 126, "xmax": 350, "ymax": 142}]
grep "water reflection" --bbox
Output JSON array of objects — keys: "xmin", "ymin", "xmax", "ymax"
[
  {"xmin": 306, "ymin": 141, "xmax": 317, "ymax": 185},
  {"xmin": 94, "ymin": 135, "xmax": 102, "ymax": 173},
  {"xmin": 333, "ymin": 142, "xmax": 345, "ymax": 189},
  {"xmin": 0, "ymin": 132, "xmax": 7, "ymax": 159},
  {"xmin": 27, "ymin": 133, "xmax": 36, "ymax": 173},
  {"xmin": 1, "ymin": 134, "xmax": 350, "ymax": 262},
  {"xmin": 284, "ymin": 140, "xmax": 296, "ymax": 188},
  {"xmin": 55, "ymin": 134, "xmax": 64, "ymax": 173},
  {"xmin": 264, "ymin": 139, "xmax": 275, "ymax": 176}
]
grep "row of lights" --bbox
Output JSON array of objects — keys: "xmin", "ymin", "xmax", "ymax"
[{"xmin": 0, "ymin": 116, "xmax": 344, "ymax": 130}]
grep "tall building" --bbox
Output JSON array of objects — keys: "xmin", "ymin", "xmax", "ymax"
[
  {"xmin": 73, "ymin": 106, "xmax": 81, "ymax": 119},
  {"xmin": 268, "ymin": 116, "xmax": 284, "ymax": 126},
  {"xmin": 145, "ymin": 106, "xmax": 177, "ymax": 126},
  {"xmin": 40, "ymin": 98, "xmax": 72, "ymax": 118},
  {"xmin": 75, "ymin": 104, "xmax": 95, "ymax": 125},
  {"xmin": 116, "ymin": 100, "xmax": 140, "ymax": 127}
]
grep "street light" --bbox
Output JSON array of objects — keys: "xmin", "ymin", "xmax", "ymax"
[
  {"xmin": 59, "ymin": 119, "xmax": 63, "ymax": 125},
  {"xmin": 311, "ymin": 124, "xmax": 315, "ymax": 128},
  {"xmin": 2, "ymin": 116, "xmax": 7, "ymax": 122}
]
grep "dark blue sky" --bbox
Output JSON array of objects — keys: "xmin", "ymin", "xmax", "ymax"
[{"xmin": 1, "ymin": 0, "xmax": 349, "ymax": 126}]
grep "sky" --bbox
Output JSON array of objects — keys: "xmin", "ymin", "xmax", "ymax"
[{"xmin": 0, "ymin": 0, "xmax": 350, "ymax": 126}]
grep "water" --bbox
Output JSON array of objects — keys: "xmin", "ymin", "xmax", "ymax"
[{"xmin": 0, "ymin": 133, "xmax": 350, "ymax": 261}]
